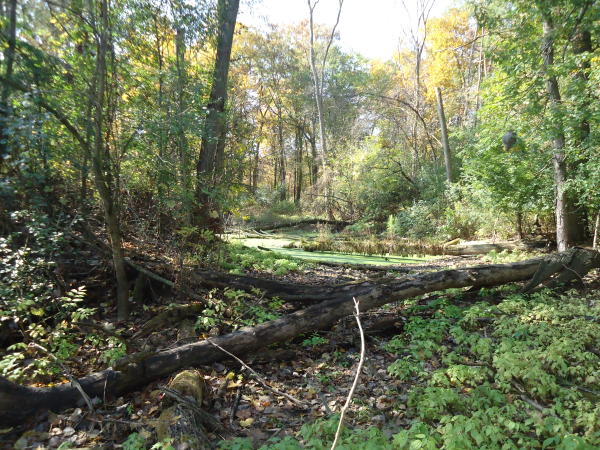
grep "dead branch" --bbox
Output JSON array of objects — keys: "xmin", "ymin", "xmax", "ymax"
[{"xmin": 331, "ymin": 298, "xmax": 365, "ymax": 450}]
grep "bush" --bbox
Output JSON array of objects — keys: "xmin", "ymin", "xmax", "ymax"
[{"xmin": 269, "ymin": 200, "xmax": 298, "ymax": 216}]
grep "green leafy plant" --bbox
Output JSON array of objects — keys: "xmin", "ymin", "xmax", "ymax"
[{"xmin": 302, "ymin": 333, "xmax": 329, "ymax": 348}]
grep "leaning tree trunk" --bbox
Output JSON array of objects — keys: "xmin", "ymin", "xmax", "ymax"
[{"xmin": 3, "ymin": 251, "xmax": 599, "ymax": 425}]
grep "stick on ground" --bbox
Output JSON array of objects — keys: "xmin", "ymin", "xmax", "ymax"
[
  {"xmin": 331, "ymin": 298, "xmax": 365, "ymax": 450},
  {"xmin": 206, "ymin": 339, "xmax": 307, "ymax": 408}
]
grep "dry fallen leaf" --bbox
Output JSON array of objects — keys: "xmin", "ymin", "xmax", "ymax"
[{"xmin": 240, "ymin": 418, "xmax": 254, "ymax": 427}]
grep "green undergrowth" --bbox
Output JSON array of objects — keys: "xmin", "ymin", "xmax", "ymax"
[
  {"xmin": 482, "ymin": 249, "xmax": 545, "ymax": 264},
  {"xmin": 220, "ymin": 286, "xmax": 600, "ymax": 450},
  {"xmin": 223, "ymin": 243, "xmax": 310, "ymax": 276},
  {"xmin": 0, "ymin": 211, "xmax": 127, "ymax": 382}
]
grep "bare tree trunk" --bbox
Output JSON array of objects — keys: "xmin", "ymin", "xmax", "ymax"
[
  {"xmin": 593, "ymin": 211, "xmax": 599, "ymax": 250},
  {"xmin": 92, "ymin": 0, "xmax": 129, "ymax": 319},
  {"xmin": 278, "ymin": 107, "xmax": 286, "ymax": 201},
  {"xmin": 175, "ymin": 27, "xmax": 191, "ymax": 226},
  {"xmin": 0, "ymin": 0, "xmax": 16, "ymax": 168},
  {"xmin": 307, "ymin": 0, "xmax": 343, "ymax": 221},
  {"xmin": 308, "ymin": 121, "xmax": 318, "ymax": 185},
  {"xmin": 542, "ymin": 15, "xmax": 570, "ymax": 252},
  {"xmin": 295, "ymin": 125, "xmax": 303, "ymax": 202},
  {"xmin": 435, "ymin": 87, "xmax": 452, "ymax": 183},
  {"xmin": 569, "ymin": 19, "xmax": 592, "ymax": 244},
  {"xmin": 196, "ymin": 0, "xmax": 239, "ymax": 216},
  {"xmin": 516, "ymin": 211, "xmax": 523, "ymax": 239}
]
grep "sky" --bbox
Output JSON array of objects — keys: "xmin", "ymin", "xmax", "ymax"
[{"xmin": 238, "ymin": 0, "xmax": 457, "ymax": 60}]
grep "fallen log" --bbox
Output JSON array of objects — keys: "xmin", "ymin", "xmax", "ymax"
[
  {"xmin": 1, "ymin": 250, "xmax": 598, "ymax": 425},
  {"xmin": 248, "ymin": 219, "xmax": 351, "ymax": 232},
  {"xmin": 445, "ymin": 238, "xmax": 550, "ymax": 256}
]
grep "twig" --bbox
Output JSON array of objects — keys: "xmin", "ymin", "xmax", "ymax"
[
  {"xmin": 230, "ymin": 386, "xmax": 243, "ymax": 429},
  {"xmin": 269, "ymin": 425, "xmax": 287, "ymax": 440},
  {"xmin": 331, "ymin": 298, "xmax": 365, "ymax": 450},
  {"xmin": 72, "ymin": 322, "xmax": 134, "ymax": 352},
  {"xmin": 89, "ymin": 417, "xmax": 147, "ymax": 426},
  {"xmin": 306, "ymin": 378, "xmax": 333, "ymax": 415},
  {"xmin": 520, "ymin": 395, "xmax": 547, "ymax": 414},
  {"xmin": 206, "ymin": 340, "xmax": 307, "ymax": 408},
  {"xmin": 29, "ymin": 342, "xmax": 97, "ymax": 419},
  {"xmin": 124, "ymin": 258, "xmax": 209, "ymax": 304},
  {"xmin": 160, "ymin": 385, "xmax": 220, "ymax": 431}
]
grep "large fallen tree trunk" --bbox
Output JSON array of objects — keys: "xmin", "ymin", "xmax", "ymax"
[{"xmin": 1, "ymin": 250, "xmax": 598, "ymax": 425}]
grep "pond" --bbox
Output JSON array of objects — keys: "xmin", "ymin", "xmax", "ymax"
[{"xmin": 232, "ymin": 237, "xmax": 436, "ymax": 266}]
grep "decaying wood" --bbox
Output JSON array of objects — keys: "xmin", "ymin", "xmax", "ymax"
[
  {"xmin": 1, "ymin": 251, "xmax": 598, "ymax": 425},
  {"xmin": 132, "ymin": 303, "xmax": 206, "ymax": 341}
]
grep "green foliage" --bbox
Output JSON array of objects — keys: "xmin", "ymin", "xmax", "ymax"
[
  {"xmin": 383, "ymin": 288, "xmax": 600, "ymax": 449},
  {"xmin": 269, "ymin": 201, "xmax": 299, "ymax": 216},
  {"xmin": 223, "ymin": 244, "xmax": 305, "ymax": 276},
  {"xmin": 0, "ymin": 211, "xmax": 100, "ymax": 381},
  {"xmin": 122, "ymin": 432, "xmax": 175, "ymax": 450},
  {"xmin": 482, "ymin": 249, "xmax": 542, "ymax": 265},
  {"xmin": 219, "ymin": 416, "xmax": 395, "ymax": 450},
  {"xmin": 302, "ymin": 333, "xmax": 329, "ymax": 348}
]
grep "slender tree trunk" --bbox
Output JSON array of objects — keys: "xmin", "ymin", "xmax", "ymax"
[
  {"xmin": 435, "ymin": 87, "xmax": 452, "ymax": 183},
  {"xmin": 196, "ymin": 0, "xmax": 239, "ymax": 217},
  {"xmin": 80, "ymin": 44, "xmax": 99, "ymax": 211},
  {"xmin": 309, "ymin": 121, "xmax": 318, "ymax": 184},
  {"xmin": 155, "ymin": 18, "xmax": 165, "ymax": 232},
  {"xmin": 569, "ymin": 24, "xmax": 592, "ymax": 243},
  {"xmin": 0, "ymin": 0, "xmax": 16, "ymax": 168},
  {"xmin": 295, "ymin": 125, "xmax": 303, "ymax": 202},
  {"xmin": 307, "ymin": 0, "xmax": 343, "ymax": 221},
  {"xmin": 93, "ymin": 0, "xmax": 129, "ymax": 319},
  {"xmin": 175, "ymin": 27, "xmax": 191, "ymax": 226},
  {"xmin": 593, "ymin": 211, "xmax": 599, "ymax": 250},
  {"xmin": 278, "ymin": 107, "xmax": 286, "ymax": 201},
  {"xmin": 542, "ymin": 15, "xmax": 570, "ymax": 252},
  {"xmin": 516, "ymin": 211, "xmax": 523, "ymax": 239}
]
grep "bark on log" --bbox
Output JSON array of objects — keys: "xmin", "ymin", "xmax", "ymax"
[{"xmin": 0, "ymin": 257, "xmax": 552, "ymax": 425}]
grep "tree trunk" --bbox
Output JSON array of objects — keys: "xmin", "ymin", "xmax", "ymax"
[
  {"xmin": 196, "ymin": 0, "xmax": 239, "ymax": 216},
  {"xmin": 569, "ymin": 23, "xmax": 592, "ymax": 244},
  {"xmin": 91, "ymin": 0, "xmax": 130, "ymax": 320},
  {"xmin": 307, "ymin": 0, "xmax": 343, "ymax": 222},
  {"xmin": 3, "ymin": 254, "xmax": 587, "ymax": 425},
  {"xmin": 516, "ymin": 211, "xmax": 523, "ymax": 239},
  {"xmin": 295, "ymin": 125, "xmax": 303, "ymax": 202},
  {"xmin": 278, "ymin": 107, "xmax": 286, "ymax": 201},
  {"xmin": 435, "ymin": 87, "xmax": 452, "ymax": 183},
  {"xmin": 308, "ymin": 124, "xmax": 318, "ymax": 184},
  {"xmin": 542, "ymin": 15, "xmax": 570, "ymax": 252},
  {"xmin": 593, "ymin": 211, "xmax": 599, "ymax": 250},
  {"xmin": 0, "ymin": 0, "xmax": 16, "ymax": 168},
  {"xmin": 176, "ymin": 27, "xmax": 191, "ymax": 226}
]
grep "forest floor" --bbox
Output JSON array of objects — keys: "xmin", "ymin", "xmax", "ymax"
[{"xmin": 3, "ymin": 228, "xmax": 599, "ymax": 450}]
